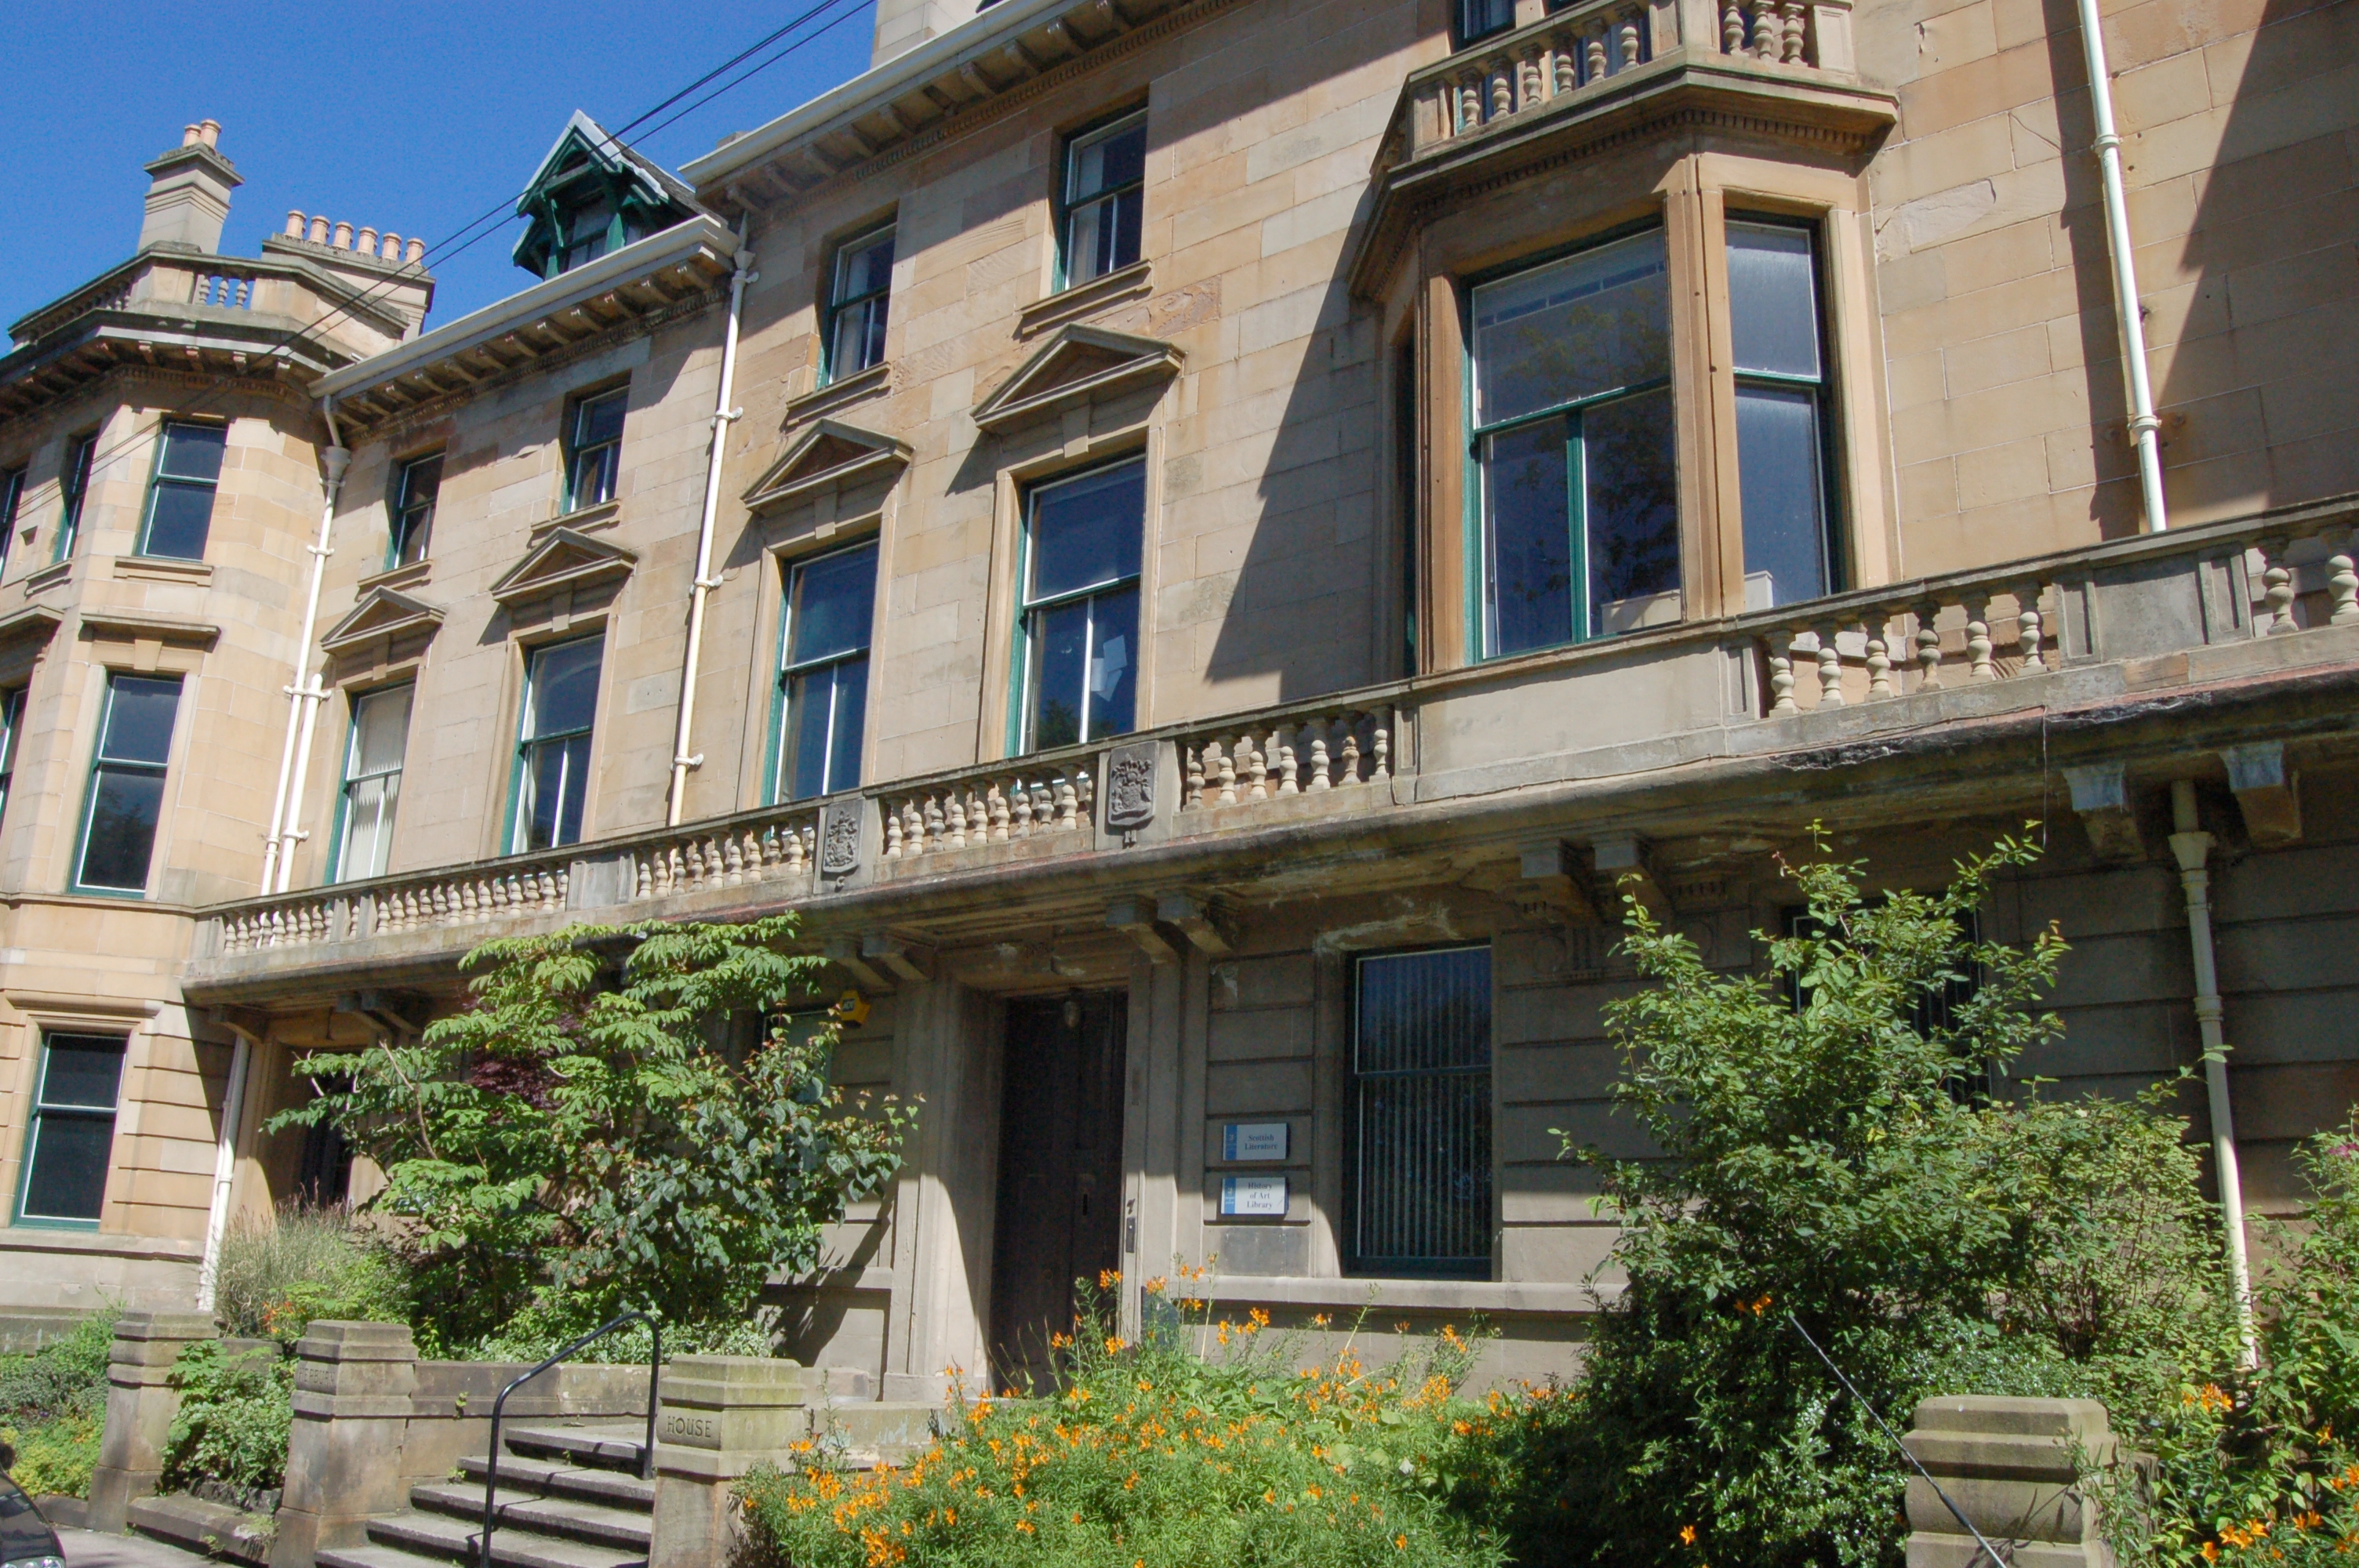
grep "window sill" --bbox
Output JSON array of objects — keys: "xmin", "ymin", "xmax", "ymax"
[
  {"xmin": 1, "ymin": 1217, "xmax": 105, "ymax": 1235},
  {"xmin": 1194, "ymin": 1274, "xmax": 1597, "ymax": 1316},
  {"xmin": 110, "ymin": 555, "xmax": 213, "ymax": 586},
  {"xmin": 1016, "ymin": 259, "xmax": 1154, "ymax": 339},
  {"xmin": 21, "ymin": 561, "xmax": 72, "ymax": 596},
  {"xmin": 0, "ymin": 1225, "xmax": 201, "ymax": 1258},
  {"xmin": 783, "ymin": 361, "xmax": 892, "ymax": 427},
  {"xmin": 357, "ymin": 559, "xmax": 434, "ymax": 595},
  {"xmin": 531, "ymin": 498, "xmax": 622, "ymax": 540}
]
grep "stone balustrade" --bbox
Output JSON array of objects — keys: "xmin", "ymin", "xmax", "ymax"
[
  {"xmin": 2247, "ymin": 516, "xmax": 2359, "ymax": 637},
  {"xmin": 879, "ymin": 754, "xmax": 1100, "ymax": 862},
  {"xmin": 1178, "ymin": 703, "xmax": 1397, "ymax": 812},
  {"xmin": 1757, "ymin": 580, "xmax": 2063, "ymax": 714},
  {"xmin": 191, "ymin": 270, "xmax": 259, "ymax": 310}
]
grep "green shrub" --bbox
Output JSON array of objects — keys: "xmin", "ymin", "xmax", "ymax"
[
  {"xmin": 738, "ymin": 1279, "xmax": 1503, "ymax": 1568},
  {"xmin": 0, "ymin": 1307, "xmax": 119, "ymax": 1498},
  {"xmin": 212, "ymin": 1204, "xmax": 412, "ymax": 1344},
  {"xmin": 455, "ymin": 1290, "xmax": 775, "ymax": 1363},
  {"xmin": 273, "ymin": 916, "xmax": 911, "ymax": 1351},
  {"xmin": 1451, "ymin": 835, "xmax": 2236, "ymax": 1568},
  {"xmin": 162, "ymin": 1340, "xmax": 293, "ymax": 1495}
]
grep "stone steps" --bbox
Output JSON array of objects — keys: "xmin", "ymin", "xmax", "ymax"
[{"xmin": 316, "ymin": 1423, "xmax": 652, "ymax": 1568}]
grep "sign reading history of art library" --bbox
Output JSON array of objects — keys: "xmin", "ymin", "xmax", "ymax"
[
  {"xmin": 1219, "ymin": 1174, "xmax": 1287, "ymax": 1217},
  {"xmin": 1221, "ymin": 1121, "xmax": 1288, "ymax": 1162}
]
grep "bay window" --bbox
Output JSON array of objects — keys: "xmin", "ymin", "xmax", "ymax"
[
  {"xmin": 75, "ymin": 673, "xmax": 181, "ymax": 895},
  {"xmin": 1470, "ymin": 227, "xmax": 1679, "ymax": 658},
  {"xmin": 1727, "ymin": 219, "xmax": 1838, "ymax": 609}
]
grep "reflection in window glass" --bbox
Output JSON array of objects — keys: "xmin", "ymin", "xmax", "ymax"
[
  {"xmin": 1727, "ymin": 220, "xmax": 1836, "ymax": 609},
  {"xmin": 0, "ymin": 687, "xmax": 23, "ymax": 831},
  {"xmin": 390, "ymin": 453, "xmax": 442, "ymax": 568},
  {"xmin": 565, "ymin": 389, "xmax": 627, "ymax": 512},
  {"xmin": 55, "ymin": 432, "xmax": 97, "ymax": 562},
  {"xmin": 0, "ymin": 465, "xmax": 24, "ymax": 577},
  {"xmin": 1351, "ymin": 947, "xmax": 1492, "ymax": 1276},
  {"xmin": 17, "ymin": 1033, "xmax": 125, "ymax": 1225},
  {"xmin": 1459, "ymin": 0, "xmax": 1514, "ymax": 40},
  {"xmin": 1063, "ymin": 112, "xmax": 1146, "ymax": 287},
  {"xmin": 1470, "ymin": 229, "xmax": 1678, "ymax": 657},
  {"xmin": 76, "ymin": 673, "xmax": 181, "ymax": 892},
  {"xmin": 140, "ymin": 422, "xmax": 227, "ymax": 560},
  {"xmin": 778, "ymin": 543, "xmax": 877, "ymax": 801},
  {"xmin": 512, "ymin": 637, "xmax": 602, "ymax": 853},
  {"xmin": 336, "ymin": 685, "xmax": 412, "ymax": 881},
  {"xmin": 1021, "ymin": 460, "xmax": 1143, "ymax": 751},
  {"xmin": 827, "ymin": 227, "xmax": 896, "ymax": 383}
]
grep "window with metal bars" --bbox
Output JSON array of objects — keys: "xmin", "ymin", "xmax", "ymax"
[
  {"xmin": 1349, "ymin": 946, "xmax": 1493, "ymax": 1277},
  {"xmin": 1783, "ymin": 906, "xmax": 1990, "ymax": 1102}
]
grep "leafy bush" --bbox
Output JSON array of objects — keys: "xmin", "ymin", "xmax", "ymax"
[
  {"xmin": 1451, "ymin": 835, "xmax": 2236, "ymax": 1568},
  {"xmin": 739, "ymin": 1276, "xmax": 1503, "ymax": 1568},
  {"xmin": 456, "ymin": 1290, "xmax": 776, "ymax": 1363},
  {"xmin": 162, "ymin": 1341, "xmax": 293, "ymax": 1496},
  {"xmin": 212, "ymin": 1203, "xmax": 411, "ymax": 1344},
  {"xmin": 0, "ymin": 1308, "xmax": 119, "ymax": 1497},
  {"xmin": 2098, "ymin": 1119, "xmax": 2359, "ymax": 1567},
  {"xmin": 272, "ymin": 916, "xmax": 911, "ymax": 1352}
]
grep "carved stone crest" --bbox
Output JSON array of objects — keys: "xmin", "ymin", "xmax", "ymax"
[
  {"xmin": 1105, "ymin": 742, "xmax": 1157, "ymax": 832},
  {"xmin": 819, "ymin": 801, "xmax": 863, "ymax": 878}
]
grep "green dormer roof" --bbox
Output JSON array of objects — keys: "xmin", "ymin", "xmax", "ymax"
[{"xmin": 511, "ymin": 111, "xmax": 703, "ymax": 281}]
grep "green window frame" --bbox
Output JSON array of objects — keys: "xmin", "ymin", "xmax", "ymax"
[
  {"xmin": 1459, "ymin": 0, "xmax": 1514, "ymax": 43},
  {"xmin": 388, "ymin": 452, "xmax": 443, "ymax": 569},
  {"xmin": 0, "ymin": 464, "xmax": 24, "ymax": 577},
  {"xmin": 73, "ymin": 672, "xmax": 182, "ymax": 896},
  {"xmin": 1726, "ymin": 216, "xmax": 1841, "ymax": 610},
  {"xmin": 138, "ymin": 420, "xmax": 227, "ymax": 561},
  {"xmin": 772, "ymin": 541, "xmax": 877, "ymax": 803},
  {"xmin": 13, "ymin": 1031, "xmax": 128, "ymax": 1229},
  {"xmin": 1347, "ymin": 946, "xmax": 1492, "ymax": 1278},
  {"xmin": 824, "ymin": 224, "xmax": 895, "ymax": 384},
  {"xmin": 329, "ymin": 684, "xmax": 413, "ymax": 882},
  {"xmin": 54, "ymin": 431, "xmax": 96, "ymax": 563},
  {"xmin": 563, "ymin": 387, "xmax": 627, "ymax": 514},
  {"xmin": 0, "ymin": 686, "xmax": 24, "ymax": 832},
  {"xmin": 1466, "ymin": 224, "xmax": 1678, "ymax": 661},
  {"xmin": 1012, "ymin": 457, "xmax": 1144, "ymax": 754},
  {"xmin": 1059, "ymin": 110, "xmax": 1146, "ymax": 290},
  {"xmin": 507, "ymin": 635, "xmax": 603, "ymax": 854}
]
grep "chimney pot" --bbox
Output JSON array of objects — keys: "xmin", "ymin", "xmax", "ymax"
[
  {"xmin": 333, "ymin": 221, "xmax": 353, "ymax": 250},
  {"xmin": 285, "ymin": 210, "xmax": 306, "ymax": 238},
  {"xmin": 380, "ymin": 232, "xmax": 401, "ymax": 260},
  {"xmin": 183, "ymin": 125, "xmax": 202, "ymax": 147},
  {"xmin": 405, "ymin": 238, "xmax": 425, "ymax": 265},
  {"xmin": 198, "ymin": 119, "xmax": 220, "ymax": 148},
  {"xmin": 308, "ymin": 216, "xmax": 329, "ymax": 244},
  {"xmin": 356, "ymin": 226, "xmax": 378, "ymax": 255}
]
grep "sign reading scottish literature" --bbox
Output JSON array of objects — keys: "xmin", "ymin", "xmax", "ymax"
[
  {"xmin": 1219, "ymin": 1174, "xmax": 1288, "ymax": 1217},
  {"xmin": 1221, "ymin": 1121, "xmax": 1289, "ymax": 1162}
]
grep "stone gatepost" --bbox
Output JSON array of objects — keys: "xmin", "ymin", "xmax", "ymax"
[
  {"xmin": 1903, "ymin": 1396, "xmax": 2118, "ymax": 1568},
  {"xmin": 86, "ymin": 1312, "xmax": 220, "ymax": 1531},
  {"xmin": 271, "ymin": 1321, "xmax": 420, "ymax": 1568},
  {"xmin": 649, "ymin": 1356, "xmax": 813, "ymax": 1568}
]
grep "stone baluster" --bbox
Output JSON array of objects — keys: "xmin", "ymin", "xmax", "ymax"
[
  {"xmin": 1489, "ymin": 58, "xmax": 1513, "ymax": 118},
  {"xmin": 2015, "ymin": 583, "xmax": 2047, "ymax": 673},
  {"xmin": 1813, "ymin": 619, "xmax": 1845, "ymax": 706},
  {"xmin": 1185, "ymin": 746, "xmax": 1205, "ymax": 808},
  {"xmin": 1551, "ymin": 38, "xmax": 1577, "ymax": 94},
  {"xmin": 1765, "ymin": 630, "xmax": 1799, "ymax": 714},
  {"xmin": 1865, "ymin": 616, "xmax": 1895, "ymax": 699},
  {"xmin": 1338, "ymin": 720, "xmax": 1361, "ymax": 784},
  {"xmin": 1965, "ymin": 597, "xmax": 1997, "ymax": 680},
  {"xmin": 1458, "ymin": 73, "xmax": 1482, "ymax": 131},
  {"xmin": 1587, "ymin": 31, "xmax": 1608, "ymax": 79},
  {"xmin": 1779, "ymin": 0, "xmax": 1805, "ymax": 60},
  {"xmin": 1277, "ymin": 735, "xmax": 1299, "ymax": 793},
  {"xmin": 1914, "ymin": 601, "xmax": 1944, "ymax": 690},
  {"xmin": 2328, "ymin": 527, "xmax": 2359, "ymax": 626},
  {"xmin": 2259, "ymin": 535, "xmax": 2297, "ymax": 635},
  {"xmin": 1052, "ymin": 775, "xmax": 1077, "ymax": 831},
  {"xmin": 1306, "ymin": 720, "xmax": 1332, "ymax": 791},
  {"xmin": 1244, "ymin": 735, "xmax": 1268, "ymax": 799},
  {"xmin": 1372, "ymin": 714, "xmax": 1393, "ymax": 782},
  {"xmin": 1212, "ymin": 741, "xmax": 1237, "ymax": 804},
  {"xmin": 1618, "ymin": 11, "xmax": 1641, "ymax": 67},
  {"xmin": 1723, "ymin": 0, "xmax": 1746, "ymax": 51}
]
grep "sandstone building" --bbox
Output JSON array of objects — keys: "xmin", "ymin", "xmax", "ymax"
[{"xmin": 4, "ymin": 0, "xmax": 2356, "ymax": 1391}]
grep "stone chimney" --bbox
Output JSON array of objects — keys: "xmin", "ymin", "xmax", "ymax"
[
  {"xmin": 139, "ymin": 120, "xmax": 241, "ymax": 255},
  {"xmin": 871, "ymin": 0, "xmax": 988, "ymax": 66}
]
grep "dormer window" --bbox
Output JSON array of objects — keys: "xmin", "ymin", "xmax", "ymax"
[{"xmin": 511, "ymin": 112, "xmax": 698, "ymax": 281}]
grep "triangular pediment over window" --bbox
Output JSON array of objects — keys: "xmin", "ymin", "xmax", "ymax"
[
  {"xmin": 320, "ymin": 588, "xmax": 443, "ymax": 657},
  {"xmin": 971, "ymin": 323, "xmax": 1182, "ymax": 434},
  {"xmin": 489, "ymin": 528, "xmax": 637, "ymax": 608},
  {"xmin": 742, "ymin": 419, "xmax": 911, "ymax": 512}
]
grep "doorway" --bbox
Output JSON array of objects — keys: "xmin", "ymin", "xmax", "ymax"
[{"xmin": 987, "ymin": 990, "xmax": 1127, "ymax": 1394}]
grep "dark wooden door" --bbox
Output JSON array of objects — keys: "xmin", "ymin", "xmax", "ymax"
[{"xmin": 987, "ymin": 991, "xmax": 1127, "ymax": 1394}]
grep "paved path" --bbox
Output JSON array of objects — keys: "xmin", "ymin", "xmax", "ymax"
[{"xmin": 56, "ymin": 1526, "xmax": 218, "ymax": 1568}]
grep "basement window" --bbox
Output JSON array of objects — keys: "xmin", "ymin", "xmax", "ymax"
[{"xmin": 1349, "ymin": 946, "xmax": 1493, "ymax": 1277}]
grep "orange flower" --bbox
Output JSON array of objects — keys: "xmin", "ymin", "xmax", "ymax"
[
  {"xmin": 1681, "ymin": 1526, "xmax": 1699, "ymax": 1546},
  {"xmin": 1100, "ymin": 1268, "xmax": 1122, "ymax": 1288}
]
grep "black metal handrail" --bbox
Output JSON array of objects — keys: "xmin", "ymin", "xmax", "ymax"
[{"xmin": 478, "ymin": 1312, "xmax": 663, "ymax": 1568}]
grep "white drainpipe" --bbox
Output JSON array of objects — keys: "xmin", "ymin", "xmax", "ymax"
[
  {"xmin": 262, "ymin": 403, "xmax": 347, "ymax": 892},
  {"xmin": 196, "ymin": 1022, "xmax": 257, "ymax": 1314},
  {"xmin": 2074, "ymin": 0, "xmax": 2172, "ymax": 533},
  {"xmin": 2168, "ymin": 779, "xmax": 2255, "ymax": 1359},
  {"xmin": 667, "ymin": 222, "xmax": 756, "ymax": 826}
]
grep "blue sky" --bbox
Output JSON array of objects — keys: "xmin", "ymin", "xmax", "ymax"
[{"xmin": 0, "ymin": 1, "xmax": 879, "ymax": 331}]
